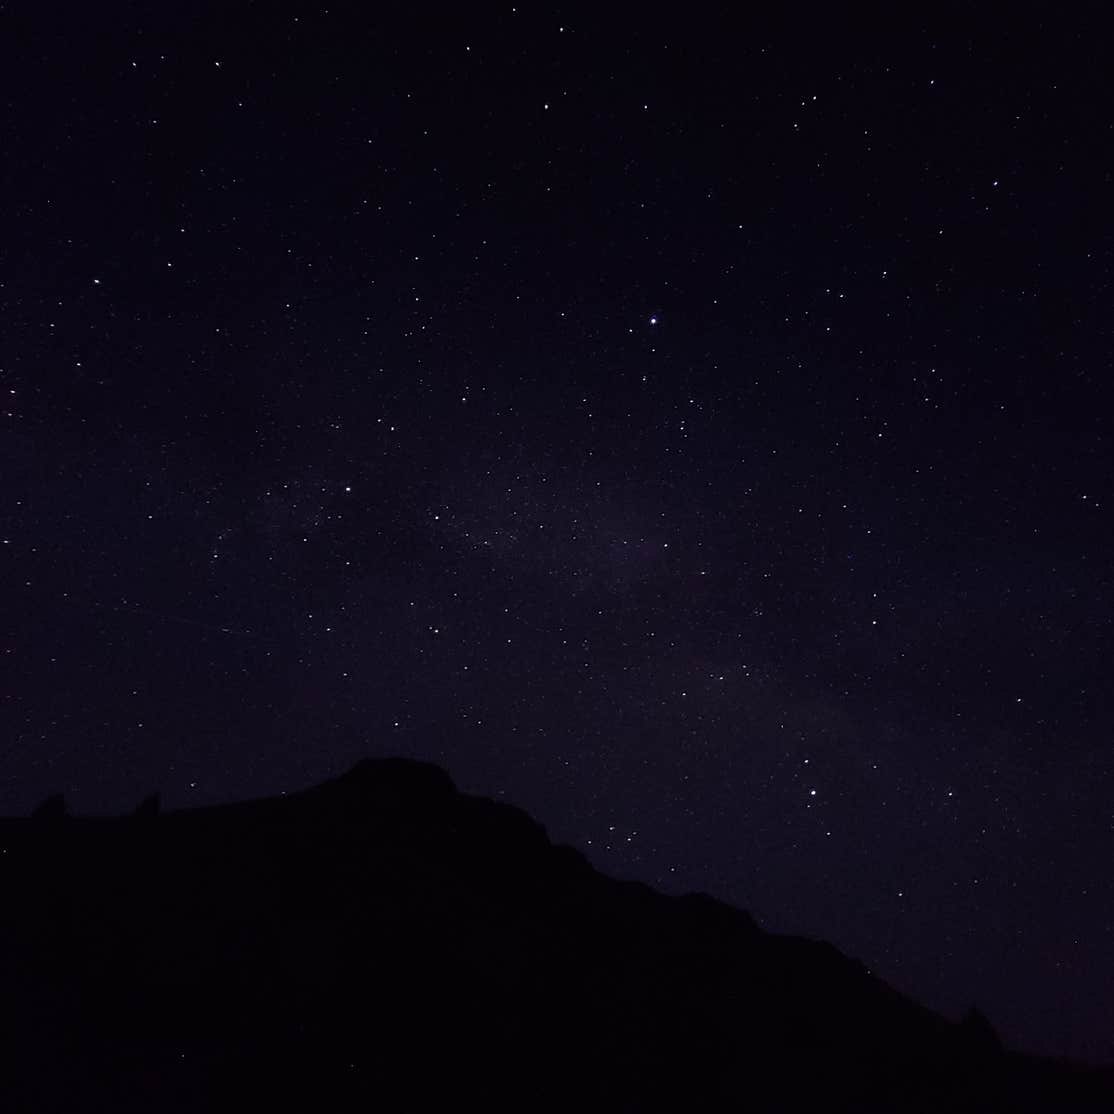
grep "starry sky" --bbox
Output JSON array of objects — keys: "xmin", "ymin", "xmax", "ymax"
[{"xmin": 3, "ymin": 3, "xmax": 1112, "ymax": 1063}]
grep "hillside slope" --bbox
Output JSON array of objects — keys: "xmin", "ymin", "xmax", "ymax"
[{"xmin": 0, "ymin": 757, "xmax": 1109, "ymax": 1112}]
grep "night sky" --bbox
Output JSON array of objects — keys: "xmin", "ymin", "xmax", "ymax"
[{"xmin": 3, "ymin": 4, "xmax": 1112, "ymax": 1063}]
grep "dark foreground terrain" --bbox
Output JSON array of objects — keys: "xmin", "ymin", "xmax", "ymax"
[{"xmin": 1, "ymin": 757, "xmax": 1109, "ymax": 1112}]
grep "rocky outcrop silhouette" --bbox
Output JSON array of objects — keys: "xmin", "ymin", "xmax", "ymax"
[
  {"xmin": 29, "ymin": 792, "xmax": 66, "ymax": 822},
  {"xmin": 130, "ymin": 792, "xmax": 161, "ymax": 820},
  {"xmin": 0, "ymin": 757, "xmax": 1109, "ymax": 1112}
]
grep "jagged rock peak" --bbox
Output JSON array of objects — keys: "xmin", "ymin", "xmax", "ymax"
[
  {"xmin": 332, "ymin": 756, "xmax": 457, "ymax": 798},
  {"xmin": 31, "ymin": 792, "xmax": 67, "ymax": 822},
  {"xmin": 132, "ymin": 792, "xmax": 161, "ymax": 819}
]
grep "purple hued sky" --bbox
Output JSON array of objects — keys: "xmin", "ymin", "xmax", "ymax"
[{"xmin": 3, "ymin": 3, "xmax": 1111, "ymax": 1063}]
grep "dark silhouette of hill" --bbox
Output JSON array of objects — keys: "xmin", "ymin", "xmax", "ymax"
[{"xmin": 0, "ymin": 757, "xmax": 1109, "ymax": 1112}]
